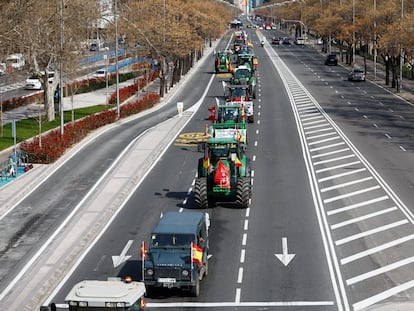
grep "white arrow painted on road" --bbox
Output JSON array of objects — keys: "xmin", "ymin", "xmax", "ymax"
[
  {"xmin": 275, "ymin": 237, "xmax": 295, "ymax": 266},
  {"xmin": 112, "ymin": 240, "xmax": 133, "ymax": 268}
]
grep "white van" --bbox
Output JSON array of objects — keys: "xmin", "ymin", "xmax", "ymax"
[{"xmin": 5, "ymin": 53, "xmax": 25, "ymax": 70}]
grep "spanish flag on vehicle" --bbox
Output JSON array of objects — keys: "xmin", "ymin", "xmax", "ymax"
[
  {"xmin": 235, "ymin": 156, "xmax": 242, "ymax": 167},
  {"xmin": 203, "ymin": 157, "xmax": 210, "ymax": 170},
  {"xmin": 191, "ymin": 242, "xmax": 203, "ymax": 266}
]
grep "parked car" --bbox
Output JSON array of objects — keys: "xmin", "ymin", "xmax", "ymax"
[
  {"xmin": 348, "ymin": 68, "xmax": 366, "ymax": 81},
  {"xmin": 93, "ymin": 68, "xmax": 109, "ymax": 78},
  {"xmin": 271, "ymin": 37, "xmax": 280, "ymax": 45},
  {"xmin": 282, "ymin": 37, "xmax": 291, "ymax": 45},
  {"xmin": 325, "ymin": 54, "xmax": 338, "ymax": 66},
  {"xmin": 25, "ymin": 71, "xmax": 54, "ymax": 90},
  {"xmin": 295, "ymin": 37, "xmax": 305, "ymax": 45}
]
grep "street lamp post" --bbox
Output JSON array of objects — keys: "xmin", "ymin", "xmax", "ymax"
[
  {"xmin": 400, "ymin": 0, "xmax": 404, "ymax": 90},
  {"xmin": 352, "ymin": 0, "xmax": 356, "ymax": 67},
  {"xmin": 115, "ymin": 0, "xmax": 120, "ymax": 118},
  {"xmin": 59, "ymin": 0, "xmax": 64, "ymax": 135},
  {"xmin": 374, "ymin": 0, "xmax": 377, "ymax": 80},
  {"xmin": 105, "ymin": 47, "xmax": 109, "ymax": 106}
]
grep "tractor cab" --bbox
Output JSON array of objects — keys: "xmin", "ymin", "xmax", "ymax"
[{"xmin": 227, "ymin": 85, "xmax": 251, "ymax": 101}]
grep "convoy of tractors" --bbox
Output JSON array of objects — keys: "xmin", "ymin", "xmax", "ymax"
[
  {"xmin": 194, "ymin": 29, "xmax": 258, "ymax": 210},
  {"xmin": 44, "ymin": 26, "xmax": 259, "ymax": 310}
]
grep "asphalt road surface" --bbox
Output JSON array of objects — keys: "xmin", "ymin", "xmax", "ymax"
[{"xmin": 1, "ymin": 28, "xmax": 414, "ymax": 311}]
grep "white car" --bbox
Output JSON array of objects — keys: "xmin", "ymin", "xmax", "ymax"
[
  {"xmin": 93, "ymin": 68, "xmax": 109, "ymax": 78},
  {"xmin": 25, "ymin": 72, "xmax": 54, "ymax": 90},
  {"xmin": 295, "ymin": 37, "xmax": 305, "ymax": 45}
]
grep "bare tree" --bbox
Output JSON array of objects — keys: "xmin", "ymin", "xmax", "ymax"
[{"xmin": 0, "ymin": 0, "xmax": 100, "ymax": 121}]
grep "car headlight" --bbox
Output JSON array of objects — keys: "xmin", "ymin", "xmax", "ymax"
[
  {"xmin": 146, "ymin": 269, "xmax": 154, "ymax": 276},
  {"xmin": 182, "ymin": 269, "xmax": 189, "ymax": 277}
]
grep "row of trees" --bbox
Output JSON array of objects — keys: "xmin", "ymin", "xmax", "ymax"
[
  {"xmin": 255, "ymin": 0, "xmax": 414, "ymax": 90},
  {"xmin": 121, "ymin": 0, "xmax": 233, "ymax": 97},
  {"xmin": 0, "ymin": 0, "xmax": 235, "ymax": 122}
]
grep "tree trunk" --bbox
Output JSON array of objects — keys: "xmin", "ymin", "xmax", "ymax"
[
  {"xmin": 159, "ymin": 56, "xmax": 167, "ymax": 98},
  {"xmin": 391, "ymin": 56, "xmax": 398, "ymax": 90},
  {"xmin": 382, "ymin": 55, "xmax": 390, "ymax": 86},
  {"xmin": 45, "ymin": 83, "xmax": 56, "ymax": 122},
  {"xmin": 363, "ymin": 53, "xmax": 367, "ymax": 74}
]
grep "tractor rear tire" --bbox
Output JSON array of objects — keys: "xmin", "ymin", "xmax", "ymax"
[
  {"xmin": 194, "ymin": 178, "xmax": 209, "ymax": 209},
  {"xmin": 236, "ymin": 178, "xmax": 250, "ymax": 208}
]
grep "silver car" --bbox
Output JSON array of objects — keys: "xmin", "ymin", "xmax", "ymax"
[{"xmin": 348, "ymin": 68, "xmax": 365, "ymax": 81}]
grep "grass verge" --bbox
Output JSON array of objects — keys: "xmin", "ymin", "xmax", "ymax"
[{"xmin": 0, "ymin": 105, "xmax": 115, "ymax": 151}]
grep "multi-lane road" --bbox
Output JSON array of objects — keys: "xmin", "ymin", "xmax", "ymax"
[{"xmin": 0, "ymin": 28, "xmax": 414, "ymax": 311}]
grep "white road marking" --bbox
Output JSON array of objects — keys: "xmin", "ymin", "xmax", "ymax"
[
  {"xmin": 321, "ymin": 176, "xmax": 372, "ymax": 192},
  {"xmin": 303, "ymin": 122, "xmax": 331, "ymax": 130},
  {"xmin": 235, "ymin": 288, "xmax": 241, "ymax": 303},
  {"xmin": 341, "ymin": 234, "xmax": 414, "ymax": 265},
  {"xmin": 305, "ymin": 127, "xmax": 334, "ymax": 134},
  {"xmin": 245, "ymin": 208, "xmax": 250, "ymax": 217},
  {"xmin": 353, "ymin": 280, "xmax": 414, "ymax": 311},
  {"xmin": 331, "ymin": 207, "xmax": 398, "ymax": 229},
  {"xmin": 310, "ymin": 142, "xmax": 346, "ymax": 152},
  {"xmin": 244, "ymin": 219, "xmax": 248, "ymax": 230},
  {"xmin": 318, "ymin": 168, "xmax": 366, "ymax": 182},
  {"xmin": 147, "ymin": 301, "xmax": 335, "ymax": 308},
  {"xmin": 242, "ymin": 233, "xmax": 247, "ymax": 246},
  {"xmin": 308, "ymin": 136, "xmax": 340, "ymax": 146},
  {"xmin": 303, "ymin": 119, "xmax": 327, "ymax": 126},
  {"xmin": 335, "ymin": 220, "xmax": 409, "ymax": 246},
  {"xmin": 312, "ymin": 148, "xmax": 351, "ymax": 159},
  {"xmin": 240, "ymin": 249, "xmax": 245, "ymax": 263},
  {"xmin": 327, "ymin": 196, "xmax": 389, "ymax": 216},
  {"xmin": 347, "ymin": 256, "xmax": 414, "ymax": 285},
  {"xmin": 237, "ymin": 267, "xmax": 243, "ymax": 283},
  {"xmin": 315, "ymin": 160, "xmax": 361, "ymax": 173},
  {"xmin": 314, "ymin": 154, "xmax": 356, "ymax": 166},
  {"xmin": 307, "ymin": 131, "xmax": 337, "ymax": 140},
  {"xmin": 323, "ymin": 186, "xmax": 381, "ymax": 204},
  {"xmin": 302, "ymin": 115, "xmax": 324, "ymax": 122}
]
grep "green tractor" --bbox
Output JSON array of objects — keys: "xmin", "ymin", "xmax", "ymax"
[
  {"xmin": 208, "ymin": 99, "xmax": 253, "ymax": 125},
  {"xmin": 215, "ymin": 51, "xmax": 231, "ymax": 73},
  {"xmin": 230, "ymin": 65, "xmax": 256, "ymax": 99},
  {"xmin": 194, "ymin": 137, "xmax": 251, "ymax": 209}
]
